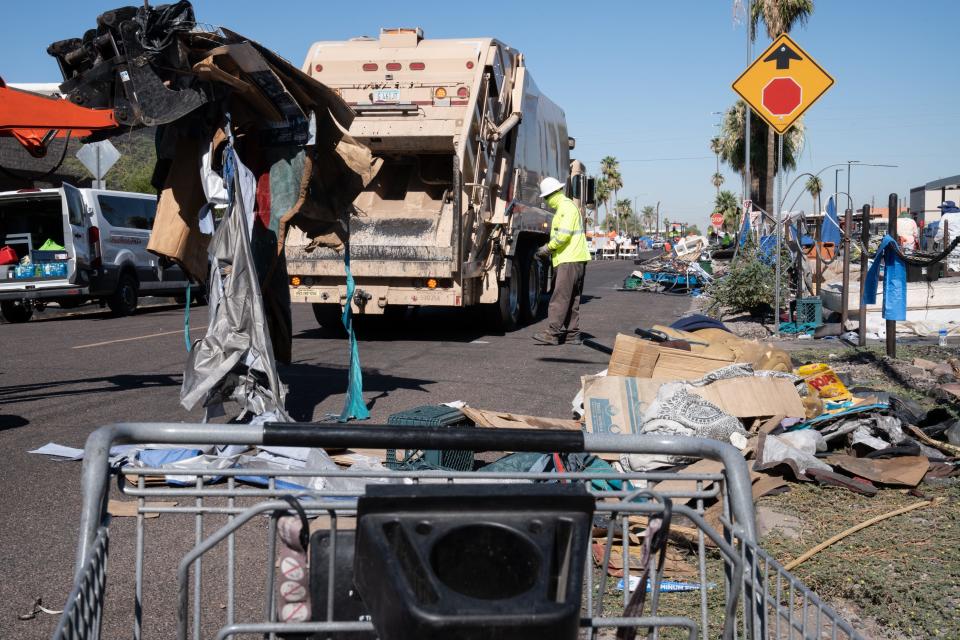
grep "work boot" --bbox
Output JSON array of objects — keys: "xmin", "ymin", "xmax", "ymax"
[
  {"xmin": 564, "ymin": 333, "xmax": 583, "ymax": 345},
  {"xmin": 532, "ymin": 330, "xmax": 560, "ymax": 345}
]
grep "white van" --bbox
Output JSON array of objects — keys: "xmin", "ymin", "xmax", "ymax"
[{"xmin": 0, "ymin": 184, "xmax": 193, "ymax": 323}]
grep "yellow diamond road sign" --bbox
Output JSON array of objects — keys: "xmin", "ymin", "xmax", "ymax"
[{"xmin": 732, "ymin": 33, "xmax": 834, "ymax": 134}]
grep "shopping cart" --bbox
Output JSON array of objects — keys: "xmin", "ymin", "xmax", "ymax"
[{"xmin": 52, "ymin": 422, "xmax": 864, "ymax": 640}]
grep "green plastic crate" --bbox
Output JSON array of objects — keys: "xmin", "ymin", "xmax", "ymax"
[{"xmin": 386, "ymin": 405, "xmax": 474, "ymax": 471}]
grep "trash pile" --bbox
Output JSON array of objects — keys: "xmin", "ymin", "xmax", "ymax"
[
  {"xmin": 49, "ymin": 2, "xmax": 380, "ymax": 422},
  {"xmin": 623, "ymin": 253, "xmax": 713, "ymax": 294},
  {"xmin": 575, "ymin": 317, "xmax": 958, "ymax": 495}
]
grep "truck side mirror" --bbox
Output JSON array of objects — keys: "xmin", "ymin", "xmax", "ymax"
[
  {"xmin": 570, "ymin": 176, "xmax": 581, "ymax": 199},
  {"xmin": 568, "ymin": 136, "xmax": 576, "ymax": 150},
  {"xmin": 586, "ymin": 178, "xmax": 596, "ymax": 207}
]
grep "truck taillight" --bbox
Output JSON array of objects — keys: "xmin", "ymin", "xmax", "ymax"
[
  {"xmin": 457, "ymin": 86, "xmax": 469, "ymax": 99},
  {"xmin": 409, "ymin": 62, "xmax": 425, "ymax": 71},
  {"xmin": 314, "ymin": 64, "xmax": 323, "ymax": 72},
  {"xmin": 466, "ymin": 61, "xmax": 474, "ymax": 69},
  {"xmin": 434, "ymin": 87, "xmax": 447, "ymax": 100},
  {"xmin": 362, "ymin": 63, "xmax": 378, "ymax": 71},
  {"xmin": 88, "ymin": 226, "xmax": 102, "ymax": 268},
  {"xmin": 386, "ymin": 62, "xmax": 401, "ymax": 71}
]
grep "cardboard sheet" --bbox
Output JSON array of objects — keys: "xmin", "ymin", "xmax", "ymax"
[
  {"xmin": 582, "ymin": 375, "xmax": 805, "ymax": 437},
  {"xmin": 107, "ymin": 499, "xmax": 177, "ymax": 518},
  {"xmin": 462, "ymin": 407, "xmax": 583, "ymax": 431},
  {"xmin": 607, "ymin": 333, "xmax": 734, "ymax": 379},
  {"xmin": 827, "ymin": 454, "xmax": 929, "ymax": 487}
]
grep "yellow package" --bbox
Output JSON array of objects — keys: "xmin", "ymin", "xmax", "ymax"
[{"xmin": 795, "ymin": 363, "xmax": 853, "ymax": 403}]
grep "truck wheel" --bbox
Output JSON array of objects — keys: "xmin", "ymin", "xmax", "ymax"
[
  {"xmin": 1, "ymin": 300, "xmax": 33, "ymax": 323},
  {"xmin": 489, "ymin": 269, "xmax": 521, "ymax": 331},
  {"xmin": 520, "ymin": 246, "xmax": 544, "ymax": 322},
  {"xmin": 108, "ymin": 273, "xmax": 139, "ymax": 316},
  {"xmin": 312, "ymin": 303, "xmax": 347, "ymax": 337}
]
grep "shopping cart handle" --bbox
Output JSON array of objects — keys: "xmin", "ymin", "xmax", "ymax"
[{"xmin": 263, "ymin": 423, "xmax": 585, "ymax": 452}]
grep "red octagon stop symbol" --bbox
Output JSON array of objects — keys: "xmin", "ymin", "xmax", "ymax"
[{"xmin": 762, "ymin": 77, "xmax": 802, "ymax": 116}]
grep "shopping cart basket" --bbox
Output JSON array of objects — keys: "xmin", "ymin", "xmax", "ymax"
[{"xmin": 52, "ymin": 422, "xmax": 865, "ymax": 640}]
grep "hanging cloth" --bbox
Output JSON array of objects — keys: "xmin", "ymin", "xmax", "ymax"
[
  {"xmin": 862, "ymin": 234, "xmax": 906, "ymax": 321},
  {"xmin": 338, "ymin": 230, "xmax": 369, "ymax": 422}
]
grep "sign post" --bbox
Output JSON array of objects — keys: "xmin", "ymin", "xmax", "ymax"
[
  {"xmin": 76, "ymin": 140, "xmax": 121, "ymax": 189},
  {"xmin": 732, "ymin": 33, "xmax": 834, "ymax": 336}
]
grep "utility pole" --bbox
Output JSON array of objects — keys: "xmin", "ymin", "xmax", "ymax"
[{"xmin": 655, "ymin": 201, "xmax": 660, "ymax": 239}]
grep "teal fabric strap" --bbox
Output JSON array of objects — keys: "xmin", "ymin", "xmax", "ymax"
[
  {"xmin": 338, "ymin": 242, "xmax": 369, "ymax": 422},
  {"xmin": 183, "ymin": 282, "xmax": 192, "ymax": 352}
]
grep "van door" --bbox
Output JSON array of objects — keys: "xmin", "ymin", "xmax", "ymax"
[{"xmin": 61, "ymin": 184, "xmax": 90, "ymax": 282}]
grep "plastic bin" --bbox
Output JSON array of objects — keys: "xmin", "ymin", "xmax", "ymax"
[{"xmin": 386, "ymin": 405, "xmax": 473, "ymax": 471}]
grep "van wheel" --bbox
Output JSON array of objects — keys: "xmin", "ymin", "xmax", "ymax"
[
  {"xmin": 520, "ymin": 246, "xmax": 544, "ymax": 322},
  {"xmin": 1, "ymin": 300, "xmax": 33, "ymax": 323},
  {"xmin": 108, "ymin": 274, "xmax": 139, "ymax": 316},
  {"xmin": 312, "ymin": 303, "xmax": 347, "ymax": 337}
]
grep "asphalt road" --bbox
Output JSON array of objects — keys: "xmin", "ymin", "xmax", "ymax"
[{"xmin": 0, "ymin": 256, "xmax": 691, "ymax": 639}]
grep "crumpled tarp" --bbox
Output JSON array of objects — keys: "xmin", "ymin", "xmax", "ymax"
[{"xmin": 180, "ymin": 148, "xmax": 288, "ymax": 420}]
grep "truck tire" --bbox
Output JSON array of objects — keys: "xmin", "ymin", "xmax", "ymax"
[
  {"xmin": 108, "ymin": 273, "xmax": 139, "ymax": 316},
  {"xmin": 312, "ymin": 303, "xmax": 347, "ymax": 337},
  {"xmin": 1, "ymin": 300, "xmax": 33, "ymax": 323},
  {"xmin": 520, "ymin": 246, "xmax": 544, "ymax": 322},
  {"xmin": 488, "ymin": 267, "xmax": 521, "ymax": 331}
]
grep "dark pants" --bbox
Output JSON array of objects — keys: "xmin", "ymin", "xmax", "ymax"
[{"xmin": 547, "ymin": 261, "xmax": 586, "ymax": 339}]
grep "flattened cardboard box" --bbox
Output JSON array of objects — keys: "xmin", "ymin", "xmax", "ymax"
[
  {"xmin": 582, "ymin": 374, "xmax": 805, "ymax": 437},
  {"xmin": 607, "ymin": 333, "xmax": 734, "ymax": 379}
]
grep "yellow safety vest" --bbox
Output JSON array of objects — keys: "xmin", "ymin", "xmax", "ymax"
[{"xmin": 546, "ymin": 192, "xmax": 591, "ymax": 267}]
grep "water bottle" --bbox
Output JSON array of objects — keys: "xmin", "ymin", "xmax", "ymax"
[{"xmin": 939, "ymin": 329, "xmax": 948, "ymax": 347}]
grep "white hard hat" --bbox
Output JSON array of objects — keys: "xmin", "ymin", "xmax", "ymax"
[{"xmin": 539, "ymin": 176, "xmax": 565, "ymax": 198}]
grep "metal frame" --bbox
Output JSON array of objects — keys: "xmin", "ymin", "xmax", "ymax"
[{"xmin": 56, "ymin": 422, "xmax": 863, "ymax": 640}]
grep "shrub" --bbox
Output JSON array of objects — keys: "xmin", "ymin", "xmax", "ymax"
[{"xmin": 705, "ymin": 243, "xmax": 791, "ymax": 318}]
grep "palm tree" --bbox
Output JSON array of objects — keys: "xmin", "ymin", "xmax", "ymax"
[
  {"xmin": 805, "ymin": 175, "xmax": 822, "ymax": 216},
  {"xmin": 716, "ymin": 100, "xmax": 805, "ymax": 212},
  {"xmin": 640, "ymin": 205, "xmax": 656, "ymax": 234},
  {"xmin": 594, "ymin": 178, "xmax": 611, "ymax": 230},
  {"xmin": 714, "ymin": 189, "xmax": 741, "ymax": 232},
  {"xmin": 709, "ymin": 137, "xmax": 723, "ymax": 195},
  {"xmin": 615, "ymin": 198, "xmax": 633, "ymax": 233},
  {"xmin": 711, "ymin": 172, "xmax": 725, "ymax": 193},
  {"xmin": 750, "ymin": 0, "xmax": 815, "ymax": 215},
  {"xmin": 601, "ymin": 156, "xmax": 623, "ymax": 233}
]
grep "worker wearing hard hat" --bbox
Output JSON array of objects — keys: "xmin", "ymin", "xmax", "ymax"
[{"xmin": 533, "ymin": 177, "xmax": 591, "ymax": 345}]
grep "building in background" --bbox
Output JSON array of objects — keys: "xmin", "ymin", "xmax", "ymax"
[{"xmin": 910, "ymin": 174, "xmax": 960, "ymax": 225}]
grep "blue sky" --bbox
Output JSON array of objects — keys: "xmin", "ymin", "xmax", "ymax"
[{"xmin": 5, "ymin": 0, "xmax": 958, "ymax": 227}]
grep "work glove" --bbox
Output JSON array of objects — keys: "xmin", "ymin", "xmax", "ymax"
[{"xmin": 535, "ymin": 245, "xmax": 551, "ymax": 261}]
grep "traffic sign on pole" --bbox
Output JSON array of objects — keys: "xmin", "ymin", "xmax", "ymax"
[
  {"xmin": 732, "ymin": 34, "xmax": 834, "ymax": 134},
  {"xmin": 710, "ymin": 212, "xmax": 724, "ymax": 228},
  {"xmin": 76, "ymin": 140, "xmax": 121, "ymax": 189}
]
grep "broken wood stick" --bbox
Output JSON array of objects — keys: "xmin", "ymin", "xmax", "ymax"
[{"xmin": 783, "ymin": 497, "xmax": 945, "ymax": 572}]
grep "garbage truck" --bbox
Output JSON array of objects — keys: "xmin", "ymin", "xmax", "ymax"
[{"xmin": 287, "ymin": 27, "xmax": 593, "ymax": 330}]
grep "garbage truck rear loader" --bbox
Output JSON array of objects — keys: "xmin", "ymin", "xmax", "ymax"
[{"xmin": 288, "ymin": 28, "xmax": 591, "ymax": 330}]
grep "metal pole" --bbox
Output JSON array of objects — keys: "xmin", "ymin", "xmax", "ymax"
[
  {"xmin": 858, "ymin": 204, "xmax": 871, "ymax": 346},
  {"xmin": 96, "ymin": 145, "xmax": 102, "ymax": 190},
  {"xmin": 774, "ymin": 133, "xmax": 783, "ymax": 337},
  {"xmin": 886, "ymin": 193, "xmax": 898, "ymax": 357},
  {"xmin": 815, "ymin": 204, "xmax": 822, "ymax": 295},
  {"xmin": 744, "ymin": 0, "xmax": 752, "ymax": 209},
  {"xmin": 840, "ymin": 207, "xmax": 853, "ymax": 327}
]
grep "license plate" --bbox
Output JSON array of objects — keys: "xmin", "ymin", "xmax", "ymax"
[{"xmin": 373, "ymin": 89, "xmax": 401, "ymax": 103}]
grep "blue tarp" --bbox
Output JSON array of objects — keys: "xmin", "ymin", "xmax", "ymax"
[
  {"xmin": 821, "ymin": 196, "xmax": 842, "ymax": 246},
  {"xmin": 862, "ymin": 234, "xmax": 907, "ymax": 321}
]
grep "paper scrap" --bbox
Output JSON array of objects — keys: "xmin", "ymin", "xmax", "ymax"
[{"xmin": 28, "ymin": 443, "xmax": 84, "ymax": 460}]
